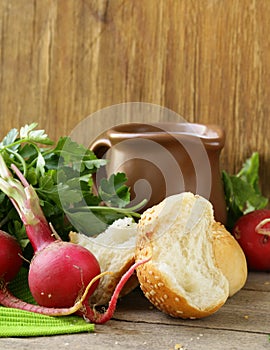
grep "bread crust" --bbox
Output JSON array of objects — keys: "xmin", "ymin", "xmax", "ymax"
[
  {"xmin": 89, "ymin": 255, "xmax": 138, "ymax": 306},
  {"xmin": 212, "ymin": 222, "xmax": 247, "ymax": 296}
]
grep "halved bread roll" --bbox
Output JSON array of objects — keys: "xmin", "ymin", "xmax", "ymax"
[
  {"xmin": 69, "ymin": 217, "xmax": 139, "ymax": 306},
  {"xmin": 135, "ymin": 192, "xmax": 232, "ymax": 319}
]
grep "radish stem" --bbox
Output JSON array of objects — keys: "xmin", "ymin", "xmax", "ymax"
[
  {"xmin": 79, "ymin": 257, "xmax": 151, "ymax": 324},
  {"xmin": 0, "ymin": 157, "xmax": 55, "ymax": 252}
]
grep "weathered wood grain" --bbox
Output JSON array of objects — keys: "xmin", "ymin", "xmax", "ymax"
[
  {"xmin": 0, "ymin": 321, "xmax": 269, "ymax": 350},
  {"xmin": 1, "ymin": 0, "xmax": 270, "ymax": 196},
  {"xmin": 0, "ymin": 272, "xmax": 269, "ymax": 349}
]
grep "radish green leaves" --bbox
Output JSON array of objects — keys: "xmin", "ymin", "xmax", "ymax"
[{"xmin": 222, "ymin": 152, "xmax": 268, "ymax": 230}]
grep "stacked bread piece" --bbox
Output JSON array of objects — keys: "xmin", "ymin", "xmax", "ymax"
[{"xmin": 69, "ymin": 217, "xmax": 139, "ymax": 306}]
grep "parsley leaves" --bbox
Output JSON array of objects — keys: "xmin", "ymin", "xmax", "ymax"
[
  {"xmin": 0, "ymin": 123, "xmax": 145, "ymax": 245},
  {"xmin": 222, "ymin": 152, "xmax": 268, "ymax": 230}
]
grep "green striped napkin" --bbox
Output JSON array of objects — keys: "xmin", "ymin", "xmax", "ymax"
[{"xmin": 0, "ymin": 268, "xmax": 95, "ymax": 337}]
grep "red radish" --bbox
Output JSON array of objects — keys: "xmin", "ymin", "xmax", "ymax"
[
  {"xmin": 0, "ymin": 271, "xmax": 107, "ymax": 316},
  {"xmin": 0, "ymin": 229, "xmax": 103, "ymax": 316},
  {"xmin": 0, "ymin": 230, "xmax": 22, "ymax": 283},
  {"xmin": 232, "ymin": 209, "xmax": 270, "ymax": 271},
  {"xmin": 0, "ymin": 154, "xmax": 150, "ymax": 323},
  {"xmin": 29, "ymin": 241, "xmax": 101, "ymax": 308}
]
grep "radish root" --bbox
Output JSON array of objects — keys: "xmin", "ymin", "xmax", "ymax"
[
  {"xmin": 79, "ymin": 257, "xmax": 151, "ymax": 324},
  {"xmin": 0, "ymin": 271, "xmax": 112, "ymax": 316}
]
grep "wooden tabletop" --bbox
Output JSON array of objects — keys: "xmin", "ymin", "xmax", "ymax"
[{"xmin": 0, "ymin": 272, "xmax": 269, "ymax": 350}]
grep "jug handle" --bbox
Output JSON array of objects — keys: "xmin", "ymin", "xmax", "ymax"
[
  {"xmin": 89, "ymin": 138, "xmax": 111, "ymax": 196},
  {"xmin": 90, "ymin": 138, "xmax": 112, "ymax": 159}
]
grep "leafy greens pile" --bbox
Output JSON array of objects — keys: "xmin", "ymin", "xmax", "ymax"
[
  {"xmin": 222, "ymin": 152, "xmax": 268, "ymax": 230},
  {"xmin": 0, "ymin": 123, "xmax": 144, "ymax": 249}
]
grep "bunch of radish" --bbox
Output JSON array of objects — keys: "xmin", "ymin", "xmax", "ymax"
[
  {"xmin": 0, "ymin": 155, "xmax": 148, "ymax": 323},
  {"xmin": 0, "ymin": 229, "xmax": 104, "ymax": 316}
]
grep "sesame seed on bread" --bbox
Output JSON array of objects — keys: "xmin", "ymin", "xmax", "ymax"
[{"xmin": 135, "ymin": 192, "xmax": 232, "ymax": 319}]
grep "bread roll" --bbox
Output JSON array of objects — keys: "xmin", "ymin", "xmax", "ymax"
[
  {"xmin": 135, "ymin": 192, "xmax": 231, "ymax": 319},
  {"xmin": 70, "ymin": 193, "xmax": 247, "ymax": 315},
  {"xmin": 212, "ymin": 222, "xmax": 247, "ymax": 297},
  {"xmin": 69, "ymin": 217, "xmax": 139, "ymax": 306}
]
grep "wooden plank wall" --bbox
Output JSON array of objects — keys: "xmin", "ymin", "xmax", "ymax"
[{"xmin": 0, "ymin": 0, "xmax": 270, "ymax": 197}]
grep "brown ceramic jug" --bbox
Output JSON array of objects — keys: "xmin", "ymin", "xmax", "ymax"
[{"xmin": 90, "ymin": 122, "xmax": 227, "ymax": 224}]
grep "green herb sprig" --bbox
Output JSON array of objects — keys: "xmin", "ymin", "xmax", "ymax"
[
  {"xmin": 0, "ymin": 123, "xmax": 145, "ymax": 247},
  {"xmin": 222, "ymin": 152, "xmax": 268, "ymax": 231}
]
